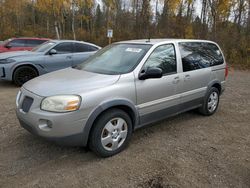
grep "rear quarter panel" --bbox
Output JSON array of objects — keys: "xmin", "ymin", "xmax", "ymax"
[{"xmin": 210, "ymin": 42, "xmax": 227, "ymax": 91}]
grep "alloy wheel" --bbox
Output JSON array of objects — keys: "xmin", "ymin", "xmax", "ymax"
[
  {"xmin": 101, "ymin": 117, "xmax": 128, "ymax": 151},
  {"xmin": 207, "ymin": 91, "xmax": 218, "ymax": 113}
]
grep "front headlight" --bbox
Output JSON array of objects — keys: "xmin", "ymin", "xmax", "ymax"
[
  {"xmin": 0, "ymin": 59, "xmax": 16, "ymax": 64},
  {"xmin": 41, "ymin": 95, "xmax": 81, "ymax": 112}
]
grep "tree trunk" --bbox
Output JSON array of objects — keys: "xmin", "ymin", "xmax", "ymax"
[
  {"xmin": 200, "ymin": 0, "xmax": 207, "ymax": 37},
  {"xmin": 55, "ymin": 21, "xmax": 60, "ymax": 39},
  {"xmin": 47, "ymin": 19, "xmax": 49, "ymax": 35},
  {"xmin": 238, "ymin": 0, "xmax": 244, "ymax": 26},
  {"xmin": 208, "ymin": 0, "xmax": 217, "ymax": 40},
  {"xmin": 32, "ymin": 0, "xmax": 36, "ymax": 31},
  {"xmin": 248, "ymin": 0, "xmax": 250, "ymax": 32},
  {"xmin": 72, "ymin": 0, "xmax": 76, "ymax": 40}
]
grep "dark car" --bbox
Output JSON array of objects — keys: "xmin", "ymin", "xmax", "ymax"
[{"xmin": 0, "ymin": 37, "xmax": 50, "ymax": 53}]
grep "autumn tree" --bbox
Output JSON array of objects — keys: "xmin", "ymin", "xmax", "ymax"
[{"xmin": 0, "ymin": 0, "xmax": 249, "ymax": 67}]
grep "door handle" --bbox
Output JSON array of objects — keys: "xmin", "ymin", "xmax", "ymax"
[
  {"xmin": 184, "ymin": 75, "xmax": 191, "ymax": 81},
  {"xmin": 66, "ymin": 56, "xmax": 72, "ymax": 59},
  {"xmin": 173, "ymin": 76, "xmax": 180, "ymax": 84}
]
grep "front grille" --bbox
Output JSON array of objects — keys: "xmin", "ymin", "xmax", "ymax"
[{"xmin": 21, "ymin": 96, "xmax": 34, "ymax": 113}]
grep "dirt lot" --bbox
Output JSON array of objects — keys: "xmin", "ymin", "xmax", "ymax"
[{"xmin": 0, "ymin": 70, "xmax": 249, "ymax": 188}]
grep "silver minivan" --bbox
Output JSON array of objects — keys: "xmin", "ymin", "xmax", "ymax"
[{"xmin": 16, "ymin": 39, "xmax": 228, "ymax": 157}]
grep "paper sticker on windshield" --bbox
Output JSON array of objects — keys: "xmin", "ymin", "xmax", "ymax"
[{"xmin": 125, "ymin": 48, "xmax": 142, "ymax": 53}]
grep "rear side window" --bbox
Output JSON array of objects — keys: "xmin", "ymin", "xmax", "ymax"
[
  {"xmin": 74, "ymin": 43, "xmax": 98, "ymax": 53},
  {"xmin": 88, "ymin": 45, "xmax": 99, "ymax": 51},
  {"xmin": 25, "ymin": 39, "xmax": 47, "ymax": 47},
  {"xmin": 53, "ymin": 42, "xmax": 74, "ymax": 54},
  {"xmin": 179, "ymin": 42, "xmax": 224, "ymax": 72},
  {"xmin": 9, "ymin": 39, "xmax": 26, "ymax": 47}
]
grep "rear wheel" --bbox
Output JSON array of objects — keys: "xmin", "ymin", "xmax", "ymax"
[
  {"xmin": 199, "ymin": 87, "xmax": 220, "ymax": 116},
  {"xmin": 89, "ymin": 109, "xmax": 133, "ymax": 157},
  {"xmin": 13, "ymin": 66, "xmax": 38, "ymax": 86}
]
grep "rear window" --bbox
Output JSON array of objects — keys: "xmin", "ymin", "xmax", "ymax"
[
  {"xmin": 74, "ymin": 43, "xmax": 98, "ymax": 53},
  {"xmin": 179, "ymin": 42, "xmax": 224, "ymax": 72},
  {"xmin": 88, "ymin": 45, "xmax": 99, "ymax": 51},
  {"xmin": 53, "ymin": 42, "xmax": 74, "ymax": 54}
]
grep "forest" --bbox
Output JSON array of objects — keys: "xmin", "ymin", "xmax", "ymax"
[{"xmin": 0, "ymin": 0, "xmax": 249, "ymax": 68}]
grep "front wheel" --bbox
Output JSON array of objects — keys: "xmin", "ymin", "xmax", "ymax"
[
  {"xmin": 89, "ymin": 109, "xmax": 133, "ymax": 157},
  {"xmin": 13, "ymin": 66, "xmax": 38, "ymax": 86},
  {"xmin": 199, "ymin": 87, "xmax": 220, "ymax": 116}
]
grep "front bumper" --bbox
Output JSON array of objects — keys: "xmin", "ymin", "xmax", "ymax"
[
  {"xmin": 18, "ymin": 118, "xmax": 85, "ymax": 146},
  {"xmin": 0, "ymin": 64, "xmax": 12, "ymax": 80},
  {"xmin": 16, "ymin": 88, "xmax": 88, "ymax": 146},
  {"xmin": 0, "ymin": 67, "xmax": 5, "ymax": 78}
]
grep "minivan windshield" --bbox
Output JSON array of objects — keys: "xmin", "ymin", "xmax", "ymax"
[
  {"xmin": 78, "ymin": 43, "xmax": 152, "ymax": 75},
  {"xmin": 32, "ymin": 41, "xmax": 56, "ymax": 52}
]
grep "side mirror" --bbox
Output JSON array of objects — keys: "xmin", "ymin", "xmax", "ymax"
[
  {"xmin": 49, "ymin": 49, "xmax": 57, "ymax": 55},
  {"xmin": 5, "ymin": 44, "xmax": 12, "ymax": 48},
  {"xmin": 139, "ymin": 67, "xmax": 163, "ymax": 80}
]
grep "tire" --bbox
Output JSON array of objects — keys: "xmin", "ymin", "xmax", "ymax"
[
  {"xmin": 13, "ymin": 66, "xmax": 38, "ymax": 86},
  {"xmin": 199, "ymin": 87, "xmax": 220, "ymax": 116},
  {"xmin": 89, "ymin": 109, "xmax": 133, "ymax": 157}
]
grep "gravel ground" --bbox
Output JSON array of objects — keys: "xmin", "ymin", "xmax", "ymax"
[{"xmin": 0, "ymin": 70, "xmax": 249, "ymax": 188}]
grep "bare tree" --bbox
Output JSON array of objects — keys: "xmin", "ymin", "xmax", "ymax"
[{"xmin": 71, "ymin": 0, "xmax": 76, "ymax": 40}]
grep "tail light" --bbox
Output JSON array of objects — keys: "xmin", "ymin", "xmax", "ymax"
[{"xmin": 225, "ymin": 64, "xmax": 228, "ymax": 79}]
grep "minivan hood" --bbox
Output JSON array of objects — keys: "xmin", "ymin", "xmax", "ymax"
[
  {"xmin": 23, "ymin": 68, "xmax": 120, "ymax": 96},
  {"xmin": 0, "ymin": 51, "xmax": 42, "ymax": 59}
]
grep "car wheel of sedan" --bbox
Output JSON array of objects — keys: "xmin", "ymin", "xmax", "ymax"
[
  {"xmin": 89, "ymin": 109, "xmax": 133, "ymax": 157},
  {"xmin": 13, "ymin": 66, "xmax": 38, "ymax": 86}
]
